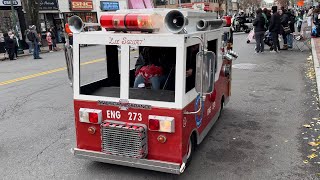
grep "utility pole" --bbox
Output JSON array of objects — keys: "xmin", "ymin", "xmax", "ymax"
[{"xmin": 10, "ymin": 0, "xmax": 23, "ymax": 54}]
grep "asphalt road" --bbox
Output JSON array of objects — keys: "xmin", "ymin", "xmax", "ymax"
[{"xmin": 0, "ymin": 34, "xmax": 319, "ymax": 179}]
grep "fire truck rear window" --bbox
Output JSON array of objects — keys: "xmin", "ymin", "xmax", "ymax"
[
  {"xmin": 79, "ymin": 45, "xmax": 120, "ymax": 98},
  {"xmin": 129, "ymin": 46, "xmax": 176, "ymax": 102}
]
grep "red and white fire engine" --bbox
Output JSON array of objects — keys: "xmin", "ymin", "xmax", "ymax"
[{"xmin": 65, "ymin": 8, "xmax": 237, "ymax": 174}]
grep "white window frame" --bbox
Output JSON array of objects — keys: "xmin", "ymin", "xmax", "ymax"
[{"xmin": 73, "ymin": 31, "xmax": 185, "ymax": 109}]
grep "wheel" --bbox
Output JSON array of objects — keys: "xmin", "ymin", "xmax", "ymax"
[
  {"xmin": 186, "ymin": 134, "xmax": 195, "ymax": 167},
  {"xmin": 245, "ymin": 29, "xmax": 250, "ymax": 33},
  {"xmin": 247, "ymin": 40, "xmax": 250, "ymax": 43}
]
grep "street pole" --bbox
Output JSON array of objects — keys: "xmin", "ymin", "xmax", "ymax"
[{"xmin": 10, "ymin": 0, "xmax": 24, "ymax": 54}]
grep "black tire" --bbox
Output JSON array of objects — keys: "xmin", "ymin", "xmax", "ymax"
[
  {"xmin": 186, "ymin": 134, "xmax": 196, "ymax": 167},
  {"xmin": 245, "ymin": 29, "xmax": 250, "ymax": 33}
]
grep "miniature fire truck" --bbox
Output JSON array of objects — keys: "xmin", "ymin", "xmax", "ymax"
[{"xmin": 65, "ymin": 8, "xmax": 237, "ymax": 174}]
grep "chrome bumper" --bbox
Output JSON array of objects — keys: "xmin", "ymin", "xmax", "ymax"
[{"xmin": 73, "ymin": 148, "xmax": 185, "ymax": 174}]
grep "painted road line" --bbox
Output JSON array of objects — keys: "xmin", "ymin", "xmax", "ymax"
[{"xmin": 0, "ymin": 58, "xmax": 105, "ymax": 86}]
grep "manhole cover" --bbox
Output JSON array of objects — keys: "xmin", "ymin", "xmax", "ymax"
[{"xmin": 232, "ymin": 63, "xmax": 257, "ymax": 70}]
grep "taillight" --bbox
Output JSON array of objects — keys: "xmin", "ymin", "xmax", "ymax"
[
  {"xmin": 79, "ymin": 108, "xmax": 102, "ymax": 124},
  {"xmin": 148, "ymin": 115, "xmax": 175, "ymax": 133},
  {"xmin": 149, "ymin": 119, "xmax": 160, "ymax": 131},
  {"xmin": 89, "ymin": 112, "xmax": 99, "ymax": 123}
]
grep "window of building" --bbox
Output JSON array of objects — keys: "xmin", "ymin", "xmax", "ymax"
[
  {"xmin": 181, "ymin": 0, "xmax": 191, "ymax": 3},
  {"xmin": 169, "ymin": 0, "xmax": 176, "ymax": 5}
]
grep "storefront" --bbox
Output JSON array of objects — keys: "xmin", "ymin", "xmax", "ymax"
[
  {"xmin": 0, "ymin": 0, "xmax": 26, "ymax": 53},
  {"xmin": 39, "ymin": 0, "xmax": 64, "ymax": 43},
  {"xmin": 64, "ymin": 0, "xmax": 98, "ymax": 31}
]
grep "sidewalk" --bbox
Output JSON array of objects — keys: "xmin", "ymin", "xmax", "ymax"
[
  {"xmin": 0, "ymin": 43, "xmax": 64, "ymax": 61},
  {"xmin": 312, "ymin": 38, "xmax": 320, "ymax": 99}
]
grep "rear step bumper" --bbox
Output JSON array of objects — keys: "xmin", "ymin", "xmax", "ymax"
[{"xmin": 73, "ymin": 148, "xmax": 185, "ymax": 174}]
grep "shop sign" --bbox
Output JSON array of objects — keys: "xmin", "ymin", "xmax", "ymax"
[
  {"xmin": 39, "ymin": 0, "xmax": 58, "ymax": 10},
  {"xmin": 0, "ymin": 0, "xmax": 21, "ymax": 6},
  {"xmin": 100, "ymin": 1, "xmax": 119, "ymax": 11},
  {"xmin": 70, "ymin": 0, "xmax": 93, "ymax": 11}
]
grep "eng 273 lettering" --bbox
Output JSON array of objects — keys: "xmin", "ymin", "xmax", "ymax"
[{"xmin": 106, "ymin": 110, "xmax": 142, "ymax": 121}]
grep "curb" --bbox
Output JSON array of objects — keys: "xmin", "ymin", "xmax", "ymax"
[
  {"xmin": 1, "ymin": 45, "xmax": 64, "ymax": 61},
  {"xmin": 311, "ymin": 38, "xmax": 320, "ymax": 99}
]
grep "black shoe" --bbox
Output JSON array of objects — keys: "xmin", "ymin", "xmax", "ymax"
[{"xmin": 34, "ymin": 57, "xmax": 43, "ymax": 59}]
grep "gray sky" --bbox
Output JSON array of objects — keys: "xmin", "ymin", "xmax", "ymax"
[{"xmin": 264, "ymin": 0, "xmax": 274, "ymax": 3}]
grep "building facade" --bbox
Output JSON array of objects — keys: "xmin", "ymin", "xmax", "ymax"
[
  {"xmin": 154, "ymin": 0, "xmax": 238, "ymax": 16},
  {"xmin": 0, "ymin": 0, "xmax": 26, "ymax": 53}
]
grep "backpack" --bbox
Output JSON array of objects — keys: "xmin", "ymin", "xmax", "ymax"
[{"xmin": 27, "ymin": 31, "xmax": 34, "ymax": 41}]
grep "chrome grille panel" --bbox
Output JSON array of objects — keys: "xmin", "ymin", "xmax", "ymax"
[{"xmin": 101, "ymin": 121, "xmax": 147, "ymax": 158}]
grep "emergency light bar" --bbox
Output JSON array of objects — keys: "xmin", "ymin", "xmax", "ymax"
[{"xmin": 100, "ymin": 13, "xmax": 162, "ymax": 32}]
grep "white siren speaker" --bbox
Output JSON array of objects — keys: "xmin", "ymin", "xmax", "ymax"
[
  {"xmin": 68, "ymin": 15, "xmax": 84, "ymax": 33},
  {"xmin": 68, "ymin": 15, "xmax": 99, "ymax": 33},
  {"xmin": 164, "ymin": 10, "xmax": 188, "ymax": 33}
]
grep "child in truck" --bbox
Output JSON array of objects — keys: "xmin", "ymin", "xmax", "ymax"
[{"xmin": 133, "ymin": 47, "xmax": 166, "ymax": 90}]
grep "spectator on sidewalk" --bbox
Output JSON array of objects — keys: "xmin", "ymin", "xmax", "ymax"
[
  {"xmin": 253, "ymin": 8, "xmax": 267, "ymax": 53},
  {"xmin": 287, "ymin": 9, "xmax": 295, "ymax": 48},
  {"xmin": 28, "ymin": 25, "xmax": 42, "ymax": 59},
  {"xmin": 4, "ymin": 32, "xmax": 15, "ymax": 60},
  {"xmin": 263, "ymin": 8, "xmax": 271, "ymax": 28},
  {"xmin": 46, "ymin": 30, "xmax": 53, "ymax": 52},
  {"xmin": 280, "ymin": 7, "xmax": 289, "ymax": 50},
  {"xmin": 24, "ymin": 29, "xmax": 33, "ymax": 54},
  {"xmin": 8, "ymin": 31, "xmax": 18, "ymax": 59},
  {"xmin": 269, "ymin": 6, "xmax": 281, "ymax": 52},
  {"xmin": 49, "ymin": 27, "xmax": 57, "ymax": 50},
  {"xmin": 307, "ymin": 6, "xmax": 314, "ymax": 26},
  {"xmin": 296, "ymin": 11, "xmax": 303, "ymax": 32}
]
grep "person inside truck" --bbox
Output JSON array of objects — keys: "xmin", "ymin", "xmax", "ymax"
[{"xmin": 133, "ymin": 47, "xmax": 167, "ymax": 90}]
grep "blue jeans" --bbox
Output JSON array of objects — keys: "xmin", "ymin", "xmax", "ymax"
[
  {"xmin": 33, "ymin": 41, "xmax": 40, "ymax": 58},
  {"xmin": 287, "ymin": 34, "xmax": 293, "ymax": 48},
  {"xmin": 134, "ymin": 75, "xmax": 165, "ymax": 90},
  {"xmin": 26, "ymin": 41, "xmax": 33, "ymax": 53}
]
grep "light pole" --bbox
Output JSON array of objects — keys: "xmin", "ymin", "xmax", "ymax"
[{"xmin": 10, "ymin": 0, "xmax": 24, "ymax": 54}]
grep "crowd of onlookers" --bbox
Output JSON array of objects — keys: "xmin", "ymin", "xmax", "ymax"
[
  {"xmin": 3, "ymin": 25, "xmax": 61, "ymax": 60},
  {"xmin": 252, "ymin": 5, "xmax": 320, "ymax": 54}
]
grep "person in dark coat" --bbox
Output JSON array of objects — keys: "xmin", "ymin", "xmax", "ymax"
[
  {"xmin": 269, "ymin": 6, "xmax": 281, "ymax": 52},
  {"xmin": 280, "ymin": 7, "xmax": 289, "ymax": 50},
  {"xmin": 49, "ymin": 27, "xmax": 57, "ymax": 50},
  {"xmin": 287, "ymin": 9, "xmax": 295, "ymax": 48},
  {"xmin": 253, "ymin": 8, "xmax": 267, "ymax": 53},
  {"xmin": 4, "ymin": 32, "xmax": 15, "ymax": 60},
  {"xmin": 263, "ymin": 8, "xmax": 271, "ymax": 28}
]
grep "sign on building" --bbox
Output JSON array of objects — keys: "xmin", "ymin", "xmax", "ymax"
[
  {"xmin": 70, "ymin": 0, "xmax": 93, "ymax": 11},
  {"xmin": 100, "ymin": 1, "xmax": 119, "ymax": 11},
  {"xmin": 39, "ymin": 0, "xmax": 59, "ymax": 10},
  {"xmin": 0, "ymin": 0, "xmax": 21, "ymax": 6}
]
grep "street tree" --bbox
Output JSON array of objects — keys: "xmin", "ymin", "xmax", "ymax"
[
  {"xmin": 23, "ymin": 0, "xmax": 40, "ymax": 29},
  {"xmin": 275, "ymin": 0, "xmax": 289, "ymax": 7},
  {"xmin": 239, "ymin": 0, "xmax": 262, "ymax": 11},
  {"xmin": 217, "ymin": 0, "xmax": 224, "ymax": 16}
]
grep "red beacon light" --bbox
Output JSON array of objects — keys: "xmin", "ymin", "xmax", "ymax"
[{"xmin": 100, "ymin": 13, "xmax": 162, "ymax": 32}]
